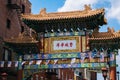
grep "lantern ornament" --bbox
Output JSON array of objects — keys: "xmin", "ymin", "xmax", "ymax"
[
  {"xmin": 101, "ymin": 68, "xmax": 108, "ymax": 80},
  {"xmin": 117, "ymin": 71, "xmax": 119, "ymax": 80},
  {"xmin": 1, "ymin": 72, "xmax": 8, "ymax": 80}
]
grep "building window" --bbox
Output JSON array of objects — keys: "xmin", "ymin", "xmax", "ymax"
[
  {"xmin": 7, "ymin": 0, "xmax": 11, "ymax": 4},
  {"xmin": 21, "ymin": 4, "xmax": 25, "ymax": 13},
  {"xmin": 21, "ymin": 26, "xmax": 24, "ymax": 33},
  {"xmin": 29, "ymin": 8, "xmax": 31, "ymax": 13},
  {"xmin": 6, "ymin": 19, "xmax": 11, "ymax": 29},
  {"xmin": 3, "ymin": 48, "xmax": 12, "ymax": 61}
]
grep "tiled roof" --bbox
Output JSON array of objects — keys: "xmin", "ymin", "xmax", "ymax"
[
  {"xmin": 89, "ymin": 27, "xmax": 120, "ymax": 40},
  {"xmin": 22, "ymin": 5, "xmax": 105, "ymax": 21}
]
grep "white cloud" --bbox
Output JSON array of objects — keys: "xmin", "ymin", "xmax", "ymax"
[
  {"xmin": 57, "ymin": 0, "xmax": 120, "ymax": 31},
  {"xmin": 57, "ymin": 0, "xmax": 120, "ymax": 24},
  {"xmin": 57, "ymin": 0, "xmax": 98, "ymax": 12},
  {"xmin": 107, "ymin": 0, "xmax": 120, "ymax": 23}
]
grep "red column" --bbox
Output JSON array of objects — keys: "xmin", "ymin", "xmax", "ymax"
[
  {"xmin": 17, "ymin": 70, "xmax": 23, "ymax": 80},
  {"xmin": 90, "ymin": 72, "xmax": 97, "ymax": 80},
  {"xmin": 110, "ymin": 67, "xmax": 116, "ymax": 80}
]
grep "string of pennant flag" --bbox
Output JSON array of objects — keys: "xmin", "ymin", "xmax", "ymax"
[
  {"xmin": 0, "ymin": 61, "xmax": 18, "ymax": 67},
  {"xmin": 0, "ymin": 58, "xmax": 115, "ymax": 69},
  {"xmin": 23, "ymin": 61, "xmax": 116, "ymax": 69},
  {"xmin": 0, "ymin": 52, "xmax": 115, "ymax": 68},
  {"xmin": 23, "ymin": 52, "xmax": 115, "ymax": 61}
]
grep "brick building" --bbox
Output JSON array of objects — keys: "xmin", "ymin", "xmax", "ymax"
[{"xmin": 0, "ymin": 0, "xmax": 31, "ymax": 79}]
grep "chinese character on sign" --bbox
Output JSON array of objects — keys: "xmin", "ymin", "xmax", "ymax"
[
  {"xmin": 56, "ymin": 42, "xmax": 73, "ymax": 48},
  {"xmin": 54, "ymin": 40, "xmax": 76, "ymax": 50}
]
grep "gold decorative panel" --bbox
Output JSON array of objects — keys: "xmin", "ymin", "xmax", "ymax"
[{"xmin": 50, "ymin": 36, "xmax": 80, "ymax": 53}]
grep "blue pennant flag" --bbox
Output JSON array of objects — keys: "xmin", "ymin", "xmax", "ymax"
[
  {"xmin": 100, "ymin": 52, "xmax": 104, "ymax": 62},
  {"xmin": 91, "ymin": 51, "xmax": 97, "ymax": 58},
  {"xmin": 80, "ymin": 53, "xmax": 86, "ymax": 63},
  {"xmin": 110, "ymin": 52, "xmax": 114, "ymax": 61}
]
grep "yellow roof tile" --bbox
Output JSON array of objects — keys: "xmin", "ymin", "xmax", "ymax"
[
  {"xmin": 22, "ymin": 5, "xmax": 105, "ymax": 21},
  {"xmin": 89, "ymin": 27, "xmax": 120, "ymax": 40}
]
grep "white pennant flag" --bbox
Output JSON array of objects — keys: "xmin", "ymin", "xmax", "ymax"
[
  {"xmin": 15, "ymin": 61, "xmax": 18, "ymax": 67},
  {"xmin": 29, "ymin": 61, "xmax": 34, "ymax": 65},
  {"xmin": 36, "ymin": 60, "xmax": 42, "ymax": 65},
  {"xmin": 0, "ymin": 61, "xmax": 4, "ymax": 67},
  {"xmin": 8, "ymin": 61, "xmax": 12, "ymax": 67},
  {"xmin": 22, "ymin": 61, "xmax": 26, "ymax": 65},
  {"xmin": 54, "ymin": 59, "xmax": 58, "ymax": 64},
  {"xmin": 71, "ymin": 58, "xmax": 76, "ymax": 64}
]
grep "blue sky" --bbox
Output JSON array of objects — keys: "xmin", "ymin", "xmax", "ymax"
[{"xmin": 29, "ymin": 0, "xmax": 120, "ymax": 79}]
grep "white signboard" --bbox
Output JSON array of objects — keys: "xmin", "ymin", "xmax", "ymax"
[
  {"xmin": 53, "ymin": 40, "xmax": 76, "ymax": 50},
  {"xmin": 50, "ymin": 36, "xmax": 80, "ymax": 53}
]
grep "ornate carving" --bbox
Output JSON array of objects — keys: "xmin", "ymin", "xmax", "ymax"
[
  {"xmin": 92, "ymin": 27, "xmax": 99, "ymax": 35},
  {"xmin": 39, "ymin": 8, "xmax": 47, "ymax": 16},
  {"xmin": 84, "ymin": 4, "xmax": 92, "ymax": 11},
  {"xmin": 107, "ymin": 27, "xmax": 115, "ymax": 33},
  {"xmin": 5, "ymin": 26, "xmax": 38, "ymax": 43}
]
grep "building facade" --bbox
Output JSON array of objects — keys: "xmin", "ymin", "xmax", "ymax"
[{"xmin": 0, "ymin": 0, "xmax": 31, "ymax": 79}]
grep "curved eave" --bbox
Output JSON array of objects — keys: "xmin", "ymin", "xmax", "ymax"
[
  {"xmin": 88, "ymin": 36, "xmax": 120, "ymax": 41},
  {"xmin": 22, "ymin": 8, "xmax": 105, "ymax": 21},
  {"xmin": 22, "ymin": 13, "xmax": 102, "ymax": 21}
]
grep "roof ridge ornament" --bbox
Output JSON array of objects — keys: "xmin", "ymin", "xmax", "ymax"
[
  {"xmin": 39, "ymin": 8, "xmax": 47, "ymax": 16},
  {"xmin": 118, "ymin": 30, "xmax": 120, "ymax": 33},
  {"xmin": 107, "ymin": 27, "xmax": 115, "ymax": 33},
  {"xmin": 93, "ymin": 27, "xmax": 99, "ymax": 33},
  {"xmin": 84, "ymin": 4, "xmax": 92, "ymax": 11}
]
